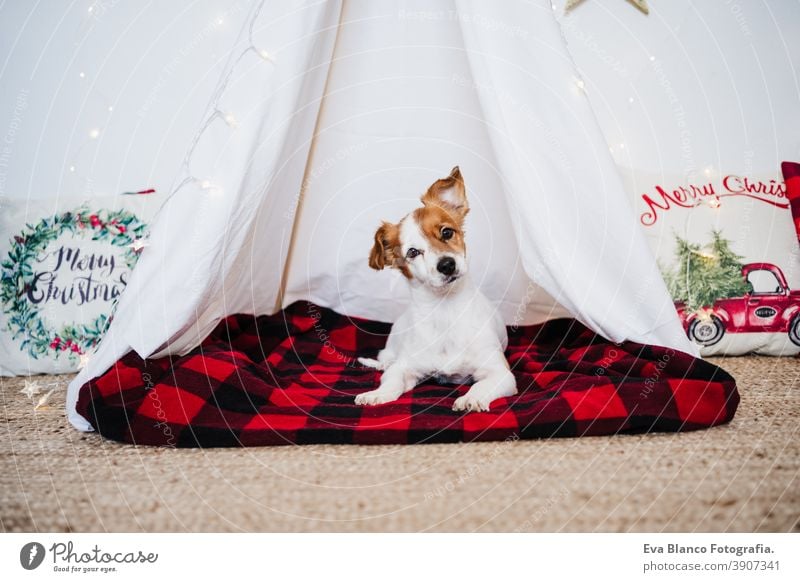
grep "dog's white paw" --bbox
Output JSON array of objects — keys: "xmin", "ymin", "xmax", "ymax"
[
  {"xmin": 355, "ymin": 389, "xmax": 398, "ymax": 406},
  {"xmin": 452, "ymin": 395, "xmax": 491, "ymax": 412},
  {"xmin": 357, "ymin": 357, "xmax": 383, "ymax": 370}
]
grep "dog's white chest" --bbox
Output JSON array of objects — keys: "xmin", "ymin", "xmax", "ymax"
[{"xmin": 391, "ymin": 284, "xmax": 507, "ymax": 377}]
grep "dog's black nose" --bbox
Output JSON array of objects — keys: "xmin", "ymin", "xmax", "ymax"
[{"xmin": 437, "ymin": 257, "xmax": 456, "ymax": 276}]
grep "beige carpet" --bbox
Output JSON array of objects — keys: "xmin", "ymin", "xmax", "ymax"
[{"xmin": 1, "ymin": 357, "xmax": 798, "ymax": 532}]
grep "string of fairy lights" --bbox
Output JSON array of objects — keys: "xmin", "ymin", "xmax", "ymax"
[
  {"xmin": 69, "ymin": 0, "xmax": 712, "ymax": 222},
  {"xmin": 557, "ymin": 0, "xmax": 653, "ymax": 160},
  {"xmin": 67, "ymin": 0, "xmax": 273, "ymax": 370},
  {"xmin": 168, "ymin": 0, "xmax": 272, "ymax": 199},
  {"xmin": 560, "ymin": 1, "xmax": 722, "ymax": 190},
  {"xmin": 69, "ymin": 1, "xmax": 666, "ymax": 199},
  {"xmin": 19, "ymin": 378, "xmax": 68, "ymax": 409},
  {"xmin": 68, "ymin": 0, "xmax": 727, "ymax": 219},
  {"xmin": 69, "ymin": 0, "xmax": 273, "ymax": 199}
]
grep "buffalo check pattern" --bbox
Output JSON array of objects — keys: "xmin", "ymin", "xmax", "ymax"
[
  {"xmin": 782, "ymin": 161, "xmax": 800, "ymax": 245},
  {"xmin": 76, "ymin": 301, "xmax": 739, "ymax": 447}
]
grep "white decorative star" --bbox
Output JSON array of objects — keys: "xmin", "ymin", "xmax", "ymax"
[
  {"xmin": 565, "ymin": 0, "xmax": 649, "ymax": 15},
  {"xmin": 20, "ymin": 379, "xmax": 42, "ymax": 399}
]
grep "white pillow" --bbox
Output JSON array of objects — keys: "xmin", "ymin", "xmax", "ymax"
[
  {"xmin": 0, "ymin": 195, "xmax": 160, "ymax": 375},
  {"xmin": 624, "ymin": 170, "xmax": 800, "ymax": 356}
]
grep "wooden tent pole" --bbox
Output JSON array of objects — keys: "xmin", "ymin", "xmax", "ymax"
[{"xmin": 274, "ymin": 0, "xmax": 346, "ymax": 312}]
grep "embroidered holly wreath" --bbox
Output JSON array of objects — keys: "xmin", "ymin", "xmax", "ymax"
[{"xmin": 0, "ymin": 207, "xmax": 147, "ymax": 360}]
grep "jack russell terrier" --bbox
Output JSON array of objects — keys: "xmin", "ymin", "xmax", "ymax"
[{"xmin": 355, "ymin": 166, "xmax": 517, "ymax": 412}]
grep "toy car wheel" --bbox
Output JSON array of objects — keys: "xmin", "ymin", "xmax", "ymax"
[
  {"xmin": 789, "ymin": 316, "xmax": 800, "ymax": 347},
  {"xmin": 688, "ymin": 316, "xmax": 725, "ymax": 346}
]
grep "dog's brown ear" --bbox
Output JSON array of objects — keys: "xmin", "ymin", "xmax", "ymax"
[
  {"xmin": 421, "ymin": 166, "xmax": 469, "ymax": 217},
  {"xmin": 369, "ymin": 222, "xmax": 396, "ymax": 270}
]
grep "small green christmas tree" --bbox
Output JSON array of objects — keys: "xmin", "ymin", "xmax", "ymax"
[{"xmin": 664, "ymin": 230, "xmax": 749, "ymax": 313}]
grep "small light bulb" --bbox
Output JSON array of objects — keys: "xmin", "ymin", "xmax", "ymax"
[
  {"xmin": 575, "ymin": 78, "xmax": 586, "ymax": 91},
  {"xmin": 708, "ymin": 198, "xmax": 721, "ymax": 209},
  {"xmin": 108, "ymin": 106, "xmax": 113, "ymax": 112},
  {"xmin": 88, "ymin": 6, "xmax": 94, "ymax": 13},
  {"xmin": 649, "ymin": 55, "xmax": 656, "ymax": 62},
  {"xmin": 89, "ymin": 128, "xmax": 100, "ymax": 139},
  {"xmin": 223, "ymin": 112, "xmax": 239, "ymax": 128},
  {"xmin": 216, "ymin": 17, "xmax": 224, "ymax": 25},
  {"xmin": 69, "ymin": 165, "xmax": 76, "ymax": 173},
  {"xmin": 703, "ymin": 166, "xmax": 713, "ymax": 177},
  {"xmin": 619, "ymin": 143, "xmax": 625, "ymax": 150},
  {"xmin": 198, "ymin": 179, "xmax": 222, "ymax": 193},
  {"xmin": 258, "ymin": 49, "xmax": 275, "ymax": 62},
  {"xmin": 79, "ymin": 71, "xmax": 86, "ymax": 78},
  {"xmin": 628, "ymin": 96, "xmax": 635, "ymax": 104}
]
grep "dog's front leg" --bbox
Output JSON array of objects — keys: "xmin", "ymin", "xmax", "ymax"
[
  {"xmin": 355, "ymin": 362, "xmax": 419, "ymax": 406},
  {"xmin": 453, "ymin": 362, "xmax": 516, "ymax": 412}
]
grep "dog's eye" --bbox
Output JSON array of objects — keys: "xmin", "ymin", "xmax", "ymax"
[
  {"xmin": 441, "ymin": 227, "xmax": 455, "ymax": 241},
  {"xmin": 406, "ymin": 248, "xmax": 421, "ymax": 259}
]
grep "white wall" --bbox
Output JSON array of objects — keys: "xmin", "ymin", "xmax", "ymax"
[
  {"xmin": 0, "ymin": 1, "xmax": 248, "ymax": 199},
  {"xmin": 556, "ymin": 0, "xmax": 800, "ymax": 180},
  {"xmin": 0, "ymin": 0, "xmax": 798, "ymax": 200}
]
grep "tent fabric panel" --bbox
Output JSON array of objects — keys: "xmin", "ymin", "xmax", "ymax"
[{"xmin": 455, "ymin": 0, "xmax": 696, "ymax": 354}]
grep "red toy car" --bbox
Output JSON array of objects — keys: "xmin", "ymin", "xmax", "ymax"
[{"xmin": 677, "ymin": 263, "xmax": 800, "ymax": 346}]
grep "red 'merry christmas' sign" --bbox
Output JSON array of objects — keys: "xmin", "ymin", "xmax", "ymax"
[{"xmin": 639, "ymin": 175, "xmax": 787, "ymax": 226}]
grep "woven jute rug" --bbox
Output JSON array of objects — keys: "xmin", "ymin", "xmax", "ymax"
[{"xmin": 1, "ymin": 356, "xmax": 797, "ymax": 532}]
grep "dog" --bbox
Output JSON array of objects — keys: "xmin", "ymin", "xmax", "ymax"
[{"xmin": 355, "ymin": 166, "xmax": 517, "ymax": 412}]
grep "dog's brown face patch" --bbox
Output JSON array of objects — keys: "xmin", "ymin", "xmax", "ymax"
[
  {"xmin": 411, "ymin": 205, "xmax": 466, "ymax": 256},
  {"xmin": 368, "ymin": 221, "xmax": 411, "ymax": 278}
]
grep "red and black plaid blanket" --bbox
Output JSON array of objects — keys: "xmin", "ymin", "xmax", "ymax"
[{"xmin": 76, "ymin": 301, "xmax": 738, "ymax": 447}]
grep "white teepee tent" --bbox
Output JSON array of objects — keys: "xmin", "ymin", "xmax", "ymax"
[{"xmin": 67, "ymin": 0, "xmax": 697, "ymax": 431}]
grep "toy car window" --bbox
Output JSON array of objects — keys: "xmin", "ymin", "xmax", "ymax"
[{"xmin": 747, "ymin": 270, "xmax": 782, "ymax": 294}]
